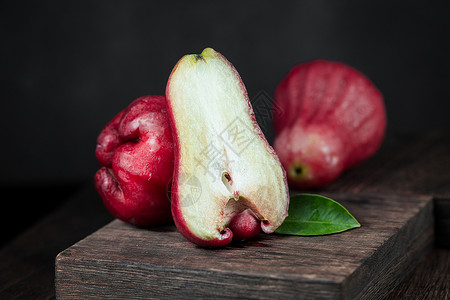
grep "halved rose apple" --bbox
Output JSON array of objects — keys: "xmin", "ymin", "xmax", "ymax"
[{"xmin": 166, "ymin": 48, "xmax": 289, "ymax": 247}]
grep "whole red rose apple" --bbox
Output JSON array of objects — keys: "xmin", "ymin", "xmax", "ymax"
[
  {"xmin": 273, "ymin": 60, "xmax": 386, "ymax": 189},
  {"xmin": 94, "ymin": 95, "xmax": 174, "ymax": 227}
]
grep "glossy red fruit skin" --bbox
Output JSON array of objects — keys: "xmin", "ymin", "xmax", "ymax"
[
  {"xmin": 274, "ymin": 60, "xmax": 386, "ymax": 189},
  {"xmin": 228, "ymin": 210, "xmax": 261, "ymax": 241},
  {"xmin": 94, "ymin": 95, "xmax": 174, "ymax": 227}
]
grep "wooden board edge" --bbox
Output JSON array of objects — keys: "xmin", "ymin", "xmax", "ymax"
[
  {"xmin": 55, "ymin": 255, "xmax": 342, "ymax": 299},
  {"xmin": 342, "ymin": 195, "xmax": 434, "ymax": 299}
]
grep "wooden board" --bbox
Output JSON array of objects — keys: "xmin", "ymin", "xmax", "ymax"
[
  {"xmin": 324, "ymin": 132, "xmax": 450, "ymax": 247},
  {"xmin": 55, "ymin": 193, "xmax": 433, "ymax": 300}
]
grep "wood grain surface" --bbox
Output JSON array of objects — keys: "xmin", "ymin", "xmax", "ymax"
[
  {"xmin": 0, "ymin": 133, "xmax": 448, "ymax": 300},
  {"xmin": 55, "ymin": 193, "xmax": 433, "ymax": 299},
  {"xmin": 324, "ymin": 132, "xmax": 450, "ymax": 247},
  {"xmin": 0, "ymin": 186, "xmax": 113, "ymax": 300},
  {"xmin": 326, "ymin": 132, "xmax": 450, "ymax": 198},
  {"xmin": 386, "ymin": 248, "xmax": 450, "ymax": 300}
]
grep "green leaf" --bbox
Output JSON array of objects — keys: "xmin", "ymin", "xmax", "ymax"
[{"xmin": 275, "ymin": 194, "xmax": 360, "ymax": 236}]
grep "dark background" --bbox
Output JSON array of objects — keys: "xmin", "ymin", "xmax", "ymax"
[{"xmin": 1, "ymin": 1, "xmax": 449, "ymax": 244}]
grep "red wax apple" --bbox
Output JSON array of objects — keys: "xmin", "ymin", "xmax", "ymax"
[
  {"xmin": 166, "ymin": 48, "xmax": 289, "ymax": 247},
  {"xmin": 273, "ymin": 60, "xmax": 386, "ymax": 189},
  {"xmin": 228, "ymin": 210, "xmax": 261, "ymax": 241},
  {"xmin": 94, "ymin": 95, "xmax": 174, "ymax": 227}
]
